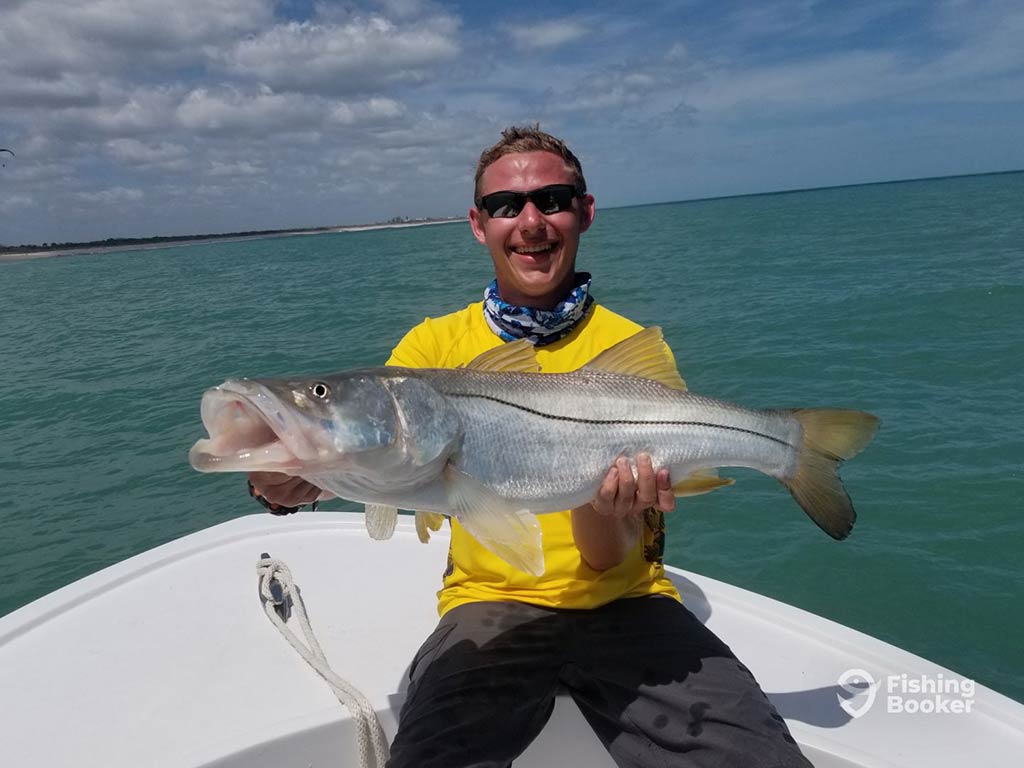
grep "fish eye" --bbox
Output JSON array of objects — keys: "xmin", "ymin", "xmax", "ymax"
[{"xmin": 310, "ymin": 382, "xmax": 331, "ymax": 400}]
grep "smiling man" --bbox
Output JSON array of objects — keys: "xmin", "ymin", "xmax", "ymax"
[{"xmin": 250, "ymin": 126, "xmax": 811, "ymax": 767}]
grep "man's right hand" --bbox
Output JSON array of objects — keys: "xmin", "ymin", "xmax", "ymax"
[{"xmin": 248, "ymin": 472, "xmax": 326, "ymax": 508}]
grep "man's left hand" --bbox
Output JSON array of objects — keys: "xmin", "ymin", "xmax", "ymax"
[{"xmin": 592, "ymin": 453, "xmax": 675, "ymax": 518}]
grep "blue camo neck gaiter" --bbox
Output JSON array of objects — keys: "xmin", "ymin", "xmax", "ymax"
[{"xmin": 482, "ymin": 272, "xmax": 594, "ymax": 347}]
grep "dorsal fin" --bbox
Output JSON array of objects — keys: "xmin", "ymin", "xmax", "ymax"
[
  {"xmin": 583, "ymin": 327, "xmax": 687, "ymax": 391},
  {"xmin": 465, "ymin": 339, "xmax": 541, "ymax": 373}
]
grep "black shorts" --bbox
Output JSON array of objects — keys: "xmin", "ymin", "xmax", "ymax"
[{"xmin": 387, "ymin": 596, "xmax": 812, "ymax": 768}]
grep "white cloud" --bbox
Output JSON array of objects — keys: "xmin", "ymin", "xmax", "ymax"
[
  {"xmin": 175, "ymin": 87, "xmax": 325, "ymax": 134},
  {"xmin": 690, "ymin": 50, "xmax": 904, "ymax": 115},
  {"xmin": 2, "ymin": 0, "xmax": 1022, "ymax": 245},
  {"xmin": 48, "ymin": 85, "xmax": 184, "ymax": 137},
  {"xmin": 215, "ymin": 15, "xmax": 459, "ymax": 95},
  {"xmin": 0, "ymin": 0, "xmax": 273, "ymax": 78},
  {"xmin": 506, "ymin": 19, "xmax": 588, "ymax": 51},
  {"xmin": 0, "ymin": 194, "xmax": 35, "ymax": 214},
  {"xmin": 207, "ymin": 160, "xmax": 264, "ymax": 177},
  {"xmin": 73, "ymin": 186, "xmax": 145, "ymax": 204},
  {"xmin": 105, "ymin": 139, "xmax": 190, "ymax": 169},
  {"xmin": 330, "ymin": 97, "xmax": 405, "ymax": 124},
  {"xmin": 0, "ymin": 74, "xmax": 103, "ymax": 109}
]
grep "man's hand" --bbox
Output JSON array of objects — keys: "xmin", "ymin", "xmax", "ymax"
[
  {"xmin": 572, "ymin": 454, "xmax": 674, "ymax": 571},
  {"xmin": 248, "ymin": 472, "xmax": 327, "ymax": 508},
  {"xmin": 592, "ymin": 453, "xmax": 675, "ymax": 517}
]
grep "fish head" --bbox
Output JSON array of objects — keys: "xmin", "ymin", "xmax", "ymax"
[{"xmin": 189, "ymin": 372, "xmax": 401, "ymax": 474}]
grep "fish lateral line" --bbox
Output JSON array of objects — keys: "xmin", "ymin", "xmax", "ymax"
[{"xmin": 444, "ymin": 391, "xmax": 795, "ymax": 449}]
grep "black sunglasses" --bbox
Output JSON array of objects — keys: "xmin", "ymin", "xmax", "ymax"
[{"xmin": 476, "ymin": 184, "xmax": 582, "ymax": 218}]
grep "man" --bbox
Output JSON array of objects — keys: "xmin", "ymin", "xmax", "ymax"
[{"xmin": 250, "ymin": 126, "xmax": 811, "ymax": 767}]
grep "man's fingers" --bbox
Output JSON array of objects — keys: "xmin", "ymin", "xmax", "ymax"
[
  {"xmin": 595, "ymin": 466, "xmax": 619, "ymax": 514},
  {"xmin": 249, "ymin": 471, "xmax": 294, "ymax": 489},
  {"xmin": 635, "ymin": 453, "xmax": 657, "ymax": 509},
  {"xmin": 249, "ymin": 472, "xmax": 321, "ymax": 506},
  {"xmin": 615, "ymin": 456, "xmax": 637, "ymax": 515},
  {"xmin": 656, "ymin": 468, "xmax": 676, "ymax": 513}
]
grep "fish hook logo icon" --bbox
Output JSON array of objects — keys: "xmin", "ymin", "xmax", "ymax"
[{"xmin": 838, "ymin": 668, "xmax": 877, "ymax": 719}]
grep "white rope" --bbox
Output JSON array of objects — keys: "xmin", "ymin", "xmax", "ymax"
[{"xmin": 257, "ymin": 555, "xmax": 390, "ymax": 768}]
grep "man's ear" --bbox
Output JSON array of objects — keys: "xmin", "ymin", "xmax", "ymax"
[
  {"xmin": 469, "ymin": 206, "xmax": 487, "ymax": 244},
  {"xmin": 578, "ymin": 194, "xmax": 596, "ymax": 234}
]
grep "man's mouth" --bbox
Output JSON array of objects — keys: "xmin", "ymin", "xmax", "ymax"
[{"xmin": 511, "ymin": 242, "xmax": 558, "ymax": 257}]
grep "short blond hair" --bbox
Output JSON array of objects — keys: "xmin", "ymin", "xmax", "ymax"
[{"xmin": 474, "ymin": 124, "xmax": 587, "ymax": 206}]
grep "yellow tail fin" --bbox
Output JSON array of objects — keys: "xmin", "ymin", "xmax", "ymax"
[{"xmin": 781, "ymin": 409, "xmax": 880, "ymax": 539}]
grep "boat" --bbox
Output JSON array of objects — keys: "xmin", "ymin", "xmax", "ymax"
[{"xmin": 2, "ymin": 512, "xmax": 1022, "ymax": 767}]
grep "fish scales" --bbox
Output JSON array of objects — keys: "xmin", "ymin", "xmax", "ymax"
[
  {"xmin": 414, "ymin": 367, "xmax": 801, "ymax": 510},
  {"xmin": 190, "ymin": 327, "xmax": 879, "ymax": 574}
]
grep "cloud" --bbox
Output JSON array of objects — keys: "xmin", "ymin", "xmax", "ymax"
[
  {"xmin": 2, "ymin": 0, "xmax": 1022, "ymax": 245},
  {"xmin": 0, "ymin": 0, "xmax": 273, "ymax": 79},
  {"xmin": 690, "ymin": 49, "xmax": 904, "ymax": 116},
  {"xmin": 214, "ymin": 14, "xmax": 460, "ymax": 95},
  {"xmin": 45, "ymin": 85, "xmax": 185, "ymax": 138},
  {"xmin": 505, "ymin": 19, "xmax": 588, "ymax": 51},
  {"xmin": 175, "ymin": 86, "xmax": 325, "ymax": 135},
  {"xmin": 0, "ymin": 74, "xmax": 103, "ymax": 109},
  {"xmin": 73, "ymin": 186, "xmax": 145, "ymax": 205},
  {"xmin": 105, "ymin": 138, "xmax": 190, "ymax": 169},
  {"xmin": 0, "ymin": 194, "xmax": 35, "ymax": 214},
  {"xmin": 330, "ymin": 97, "xmax": 405, "ymax": 125},
  {"xmin": 207, "ymin": 160, "xmax": 264, "ymax": 177}
]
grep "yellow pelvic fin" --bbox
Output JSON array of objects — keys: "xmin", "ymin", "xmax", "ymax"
[
  {"xmin": 464, "ymin": 339, "xmax": 541, "ymax": 373},
  {"xmin": 583, "ymin": 326, "xmax": 687, "ymax": 391},
  {"xmin": 414, "ymin": 511, "xmax": 446, "ymax": 543},
  {"xmin": 672, "ymin": 469, "xmax": 735, "ymax": 497}
]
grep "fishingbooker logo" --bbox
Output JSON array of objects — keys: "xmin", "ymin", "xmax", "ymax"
[{"xmin": 837, "ymin": 668, "xmax": 976, "ymax": 717}]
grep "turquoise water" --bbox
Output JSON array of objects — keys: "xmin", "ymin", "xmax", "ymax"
[{"xmin": 1, "ymin": 172, "xmax": 1021, "ymax": 703}]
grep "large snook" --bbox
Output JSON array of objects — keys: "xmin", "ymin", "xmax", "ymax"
[{"xmin": 189, "ymin": 327, "xmax": 879, "ymax": 575}]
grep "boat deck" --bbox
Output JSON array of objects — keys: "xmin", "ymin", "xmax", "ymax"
[{"xmin": 1, "ymin": 513, "xmax": 1021, "ymax": 767}]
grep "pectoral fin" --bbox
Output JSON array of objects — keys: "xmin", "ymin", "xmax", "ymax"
[
  {"xmin": 672, "ymin": 469, "xmax": 735, "ymax": 497},
  {"xmin": 415, "ymin": 511, "xmax": 446, "ymax": 543},
  {"xmin": 365, "ymin": 503, "xmax": 399, "ymax": 540},
  {"xmin": 444, "ymin": 466, "xmax": 544, "ymax": 576}
]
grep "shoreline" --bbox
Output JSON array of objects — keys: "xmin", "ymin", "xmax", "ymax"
[{"xmin": 0, "ymin": 218, "xmax": 465, "ymax": 263}]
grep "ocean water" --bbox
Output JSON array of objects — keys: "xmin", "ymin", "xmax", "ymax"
[{"xmin": 1, "ymin": 172, "xmax": 1022, "ymax": 703}]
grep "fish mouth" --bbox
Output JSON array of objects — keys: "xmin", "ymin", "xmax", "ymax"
[{"xmin": 189, "ymin": 380, "xmax": 316, "ymax": 472}]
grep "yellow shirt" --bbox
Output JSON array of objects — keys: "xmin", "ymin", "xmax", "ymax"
[{"xmin": 387, "ymin": 301, "xmax": 681, "ymax": 616}]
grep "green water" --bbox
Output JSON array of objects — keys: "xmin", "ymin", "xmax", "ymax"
[{"xmin": 1, "ymin": 172, "xmax": 1021, "ymax": 702}]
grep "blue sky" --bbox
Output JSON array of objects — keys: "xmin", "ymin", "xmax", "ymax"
[{"xmin": 1, "ymin": 0, "xmax": 1022, "ymax": 245}]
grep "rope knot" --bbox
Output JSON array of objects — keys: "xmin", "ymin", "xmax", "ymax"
[
  {"xmin": 257, "ymin": 555, "xmax": 291, "ymax": 606},
  {"xmin": 255, "ymin": 552, "xmax": 390, "ymax": 767}
]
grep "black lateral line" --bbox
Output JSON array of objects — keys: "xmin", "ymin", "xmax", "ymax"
[{"xmin": 448, "ymin": 392, "xmax": 793, "ymax": 449}]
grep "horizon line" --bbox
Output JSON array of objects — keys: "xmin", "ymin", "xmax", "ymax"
[
  {"xmin": 608, "ymin": 168, "xmax": 1023, "ymax": 212},
  {"xmin": 5, "ymin": 167, "xmax": 1021, "ymax": 251}
]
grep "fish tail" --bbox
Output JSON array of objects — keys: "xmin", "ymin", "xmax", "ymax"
[{"xmin": 780, "ymin": 409, "xmax": 880, "ymax": 539}]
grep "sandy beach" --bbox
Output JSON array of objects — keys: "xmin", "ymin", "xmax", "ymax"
[{"xmin": 0, "ymin": 218, "xmax": 465, "ymax": 263}]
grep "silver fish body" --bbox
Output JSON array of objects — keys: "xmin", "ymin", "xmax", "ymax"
[
  {"xmin": 406, "ymin": 366, "xmax": 802, "ymax": 511},
  {"xmin": 190, "ymin": 328, "xmax": 879, "ymax": 574}
]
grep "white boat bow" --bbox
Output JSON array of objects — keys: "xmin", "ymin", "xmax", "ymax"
[{"xmin": 1, "ymin": 512, "xmax": 1021, "ymax": 767}]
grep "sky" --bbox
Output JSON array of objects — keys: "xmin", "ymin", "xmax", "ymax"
[{"xmin": 1, "ymin": 0, "xmax": 1023, "ymax": 245}]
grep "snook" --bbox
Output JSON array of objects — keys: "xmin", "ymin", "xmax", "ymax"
[{"xmin": 189, "ymin": 327, "xmax": 879, "ymax": 575}]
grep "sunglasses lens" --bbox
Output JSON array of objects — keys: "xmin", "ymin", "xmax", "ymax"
[
  {"xmin": 483, "ymin": 192, "xmax": 522, "ymax": 218},
  {"xmin": 535, "ymin": 186, "xmax": 574, "ymax": 214},
  {"xmin": 480, "ymin": 185, "xmax": 578, "ymax": 217}
]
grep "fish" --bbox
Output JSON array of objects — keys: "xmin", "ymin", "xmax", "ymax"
[{"xmin": 189, "ymin": 327, "xmax": 879, "ymax": 575}]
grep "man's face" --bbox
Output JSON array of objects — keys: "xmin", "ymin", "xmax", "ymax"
[{"xmin": 469, "ymin": 151, "xmax": 595, "ymax": 309}]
